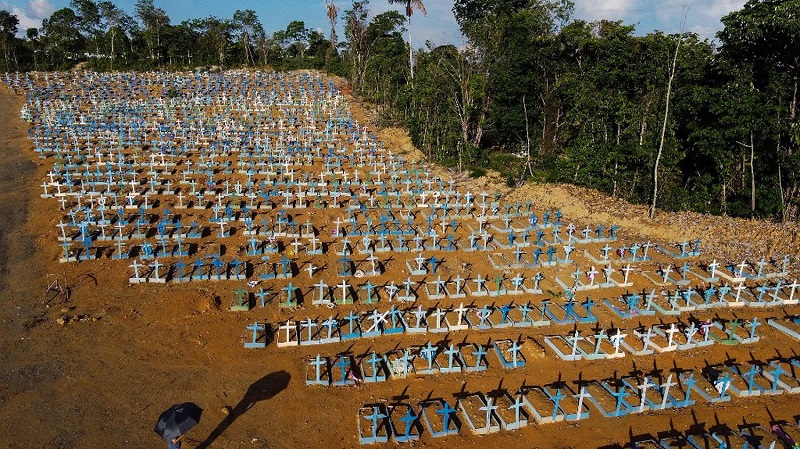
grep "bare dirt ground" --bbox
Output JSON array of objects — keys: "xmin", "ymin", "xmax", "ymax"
[{"xmin": 1, "ymin": 80, "xmax": 799, "ymax": 449}]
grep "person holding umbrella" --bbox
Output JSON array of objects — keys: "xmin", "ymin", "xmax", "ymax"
[
  {"xmin": 155, "ymin": 402, "xmax": 203, "ymax": 448},
  {"xmin": 168, "ymin": 434, "xmax": 184, "ymax": 449}
]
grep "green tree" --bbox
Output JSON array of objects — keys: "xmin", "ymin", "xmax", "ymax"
[
  {"xmin": 275, "ymin": 20, "xmax": 310, "ymax": 60},
  {"xmin": 452, "ymin": 0, "xmax": 573, "ymax": 154},
  {"xmin": 0, "ymin": 10, "xmax": 18, "ymax": 71},
  {"xmin": 71, "ymin": 0, "xmax": 101, "ymax": 55},
  {"xmin": 343, "ymin": 1, "xmax": 371, "ymax": 89},
  {"xmin": 41, "ymin": 8, "xmax": 83, "ymax": 67},
  {"xmin": 718, "ymin": 0, "xmax": 800, "ymax": 220},
  {"xmin": 164, "ymin": 22, "xmax": 198, "ymax": 66},
  {"xmin": 135, "ymin": 0, "xmax": 169, "ymax": 61},
  {"xmin": 232, "ymin": 9, "xmax": 263, "ymax": 66},
  {"xmin": 26, "ymin": 27, "xmax": 39, "ymax": 70},
  {"xmin": 187, "ymin": 16, "xmax": 233, "ymax": 66},
  {"xmin": 98, "ymin": 1, "xmax": 133, "ymax": 69}
]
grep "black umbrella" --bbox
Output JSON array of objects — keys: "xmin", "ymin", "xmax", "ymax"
[{"xmin": 154, "ymin": 402, "xmax": 203, "ymax": 441}]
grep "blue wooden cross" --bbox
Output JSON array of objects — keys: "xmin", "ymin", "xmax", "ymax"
[
  {"xmin": 768, "ymin": 364, "xmax": 785, "ymax": 393},
  {"xmin": 612, "ymin": 385, "xmax": 630, "ymax": 414},
  {"xmin": 550, "ymin": 388, "xmax": 566, "ymax": 420},
  {"xmin": 437, "ymin": 402, "xmax": 457, "ymax": 432},
  {"xmin": 399, "ymin": 408, "xmax": 417, "ymax": 439},
  {"xmin": 365, "ymin": 406, "xmax": 387, "ymax": 440}
]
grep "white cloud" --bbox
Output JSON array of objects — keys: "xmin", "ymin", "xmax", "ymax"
[
  {"xmin": 1, "ymin": 0, "xmax": 55, "ymax": 34},
  {"xmin": 706, "ymin": 0, "xmax": 746, "ymax": 17},
  {"xmin": 689, "ymin": 23, "xmax": 716, "ymax": 38},
  {"xmin": 573, "ymin": 0, "xmax": 745, "ymax": 40},
  {"xmin": 654, "ymin": 0, "xmax": 746, "ymax": 39},
  {"xmin": 27, "ymin": 0, "xmax": 54, "ymax": 18},
  {"xmin": 326, "ymin": 0, "xmax": 744, "ymax": 47},
  {"xmin": 576, "ymin": 0, "xmax": 642, "ymax": 22}
]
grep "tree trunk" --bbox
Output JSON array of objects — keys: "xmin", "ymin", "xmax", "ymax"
[
  {"xmin": 613, "ymin": 123, "xmax": 621, "ymax": 198},
  {"xmin": 110, "ymin": 29, "xmax": 116, "ymax": 70},
  {"xmin": 721, "ymin": 179, "xmax": 727, "ymax": 216},
  {"xmin": 474, "ymin": 99, "xmax": 486, "ymax": 147},
  {"xmin": 750, "ymin": 130, "xmax": 756, "ymax": 218},
  {"xmin": 789, "ymin": 79, "xmax": 797, "ymax": 157},
  {"xmin": 1, "ymin": 38, "xmax": 10, "ymax": 71},
  {"xmin": 457, "ymin": 141, "xmax": 463, "ymax": 173},
  {"xmin": 408, "ymin": 15, "xmax": 414, "ymax": 79},
  {"xmin": 650, "ymin": 34, "xmax": 682, "ymax": 219},
  {"xmin": 523, "ymin": 95, "xmax": 533, "ymax": 180},
  {"xmin": 779, "ymin": 162, "xmax": 787, "ymax": 222}
]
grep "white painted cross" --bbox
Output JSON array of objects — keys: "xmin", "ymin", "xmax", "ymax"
[
  {"xmin": 306, "ymin": 263, "xmax": 317, "ymax": 278},
  {"xmin": 736, "ymin": 260, "xmax": 749, "ymax": 277},
  {"xmin": 385, "ymin": 282, "xmax": 399, "ymax": 301},
  {"xmin": 479, "ymin": 397, "xmax": 498, "ymax": 430},
  {"xmin": 414, "ymin": 253, "xmax": 425, "ymax": 271},
  {"xmin": 603, "ymin": 265, "xmax": 615, "ymax": 283},
  {"xmin": 454, "ymin": 303, "xmax": 468, "ymax": 325},
  {"xmin": 217, "ymin": 220, "xmax": 226, "ymax": 237},
  {"xmin": 734, "ymin": 282, "xmax": 746, "ymax": 302},
  {"xmin": 638, "ymin": 378, "xmax": 652, "ymax": 413},
  {"xmin": 586, "ymin": 266, "xmax": 598, "ymax": 286},
  {"xmin": 568, "ymin": 330, "xmax": 583, "ymax": 357},
  {"xmin": 621, "ymin": 264, "xmax": 634, "ymax": 284},
  {"xmin": 431, "ymin": 308, "xmax": 446, "ymax": 329},
  {"xmin": 574, "ymin": 387, "xmax": 590, "ymax": 419},
  {"xmin": 661, "ymin": 264, "xmax": 672, "ymax": 283},
  {"xmin": 786, "ymin": 279, "xmax": 798, "ymax": 303},
  {"xmin": 366, "ymin": 309, "xmax": 388, "ymax": 333},
  {"xmin": 641, "ymin": 327, "xmax": 654, "ymax": 350},
  {"xmin": 338, "ymin": 280, "xmax": 350, "ymax": 302},
  {"xmin": 708, "ymin": 259, "xmax": 719, "ymax": 278},
  {"xmin": 366, "ymin": 254, "xmax": 379, "ymax": 273},
  {"xmin": 660, "ymin": 374, "xmax": 676, "ymax": 409},
  {"xmin": 665, "ymin": 323, "xmax": 680, "ymax": 348}
]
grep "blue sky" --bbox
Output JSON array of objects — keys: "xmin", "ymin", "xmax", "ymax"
[{"xmin": 3, "ymin": 0, "xmax": 746, "ymax": 43}]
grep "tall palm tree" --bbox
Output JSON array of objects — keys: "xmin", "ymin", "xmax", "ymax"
[
  {"xmin": 326, "ymin": 0, "xmax": 339, "ymax": 48},
  {"xmin": 388, "ymin": 0, "xmax": 426, "ymax": 79}
]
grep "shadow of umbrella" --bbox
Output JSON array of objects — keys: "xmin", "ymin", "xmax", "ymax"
[{"xmin": 195, "ymin": 370, "xmax": 291, "ymax": 449}]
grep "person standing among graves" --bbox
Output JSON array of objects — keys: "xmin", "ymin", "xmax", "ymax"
[{"xmin": 154, "ymin": 402, "xmax": 202, "ymax": 449}]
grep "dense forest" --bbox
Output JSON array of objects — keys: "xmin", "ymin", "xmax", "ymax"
[{"xmin": 0, "ymin": 0, "xmax": 798, "ymax": 222}]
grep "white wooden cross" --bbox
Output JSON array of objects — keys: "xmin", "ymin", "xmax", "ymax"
[
  {"xmin": 708, "ymin": 259, "xmax": 719, "ymax": 278},
  {"xmin": 454, "ymin": 302, "xmax": 468, "ymax": 325},
  {"xmin": 621, "ymin": 264, "xmax": 634, "ymax": 284},
  {"xmin": 638, "ymin": 378, "xmax": 652, "ymax": 412},
  {"xmin": 568, "ymin": 330, "xmax": 583, "ymax": 357},
  {"xmin": 660, "ymin": 374, "xmax": 676, "ymax": 409},
  {"xmin": 574, "ymin": 387, "xmax": 590, "ymax": 419},
  {"xmin": 338, "ymin": 280, "xmax": 350, "ymax": 302},
  {"xmin": 734, "ymin": 282, "xmax": 747, "ymax": 302},
  {"xmin": 665, "ymin": 323, "xmax": 680, "ymax": 348},
  {"xmin": 414, "ymin": 253, "xmax": 425, "ymax": 271},
  {"xmin": 306, "ymin": 263, "xmax": 317, "ymax": 278},
  {"xmin": 586, "ymin": 266, "xmax": 598, "ymax": 286},
  {"xmin": 736, "ymin": 260, "xmax": 749, "ymax": 278}
]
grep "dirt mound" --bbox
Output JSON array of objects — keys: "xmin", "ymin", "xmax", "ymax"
[
  {"xmin": 374, "ymin": 127, "xmax": 426, "ymax": 162},
  {"xmin": 370, "ymin": 121, "xmax": 800, "ymax": 265}
]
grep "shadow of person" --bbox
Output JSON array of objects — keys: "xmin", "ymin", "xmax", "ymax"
[{"xmin": 195, "ymin": 370, "xmax": 291, "ymax": 449}]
